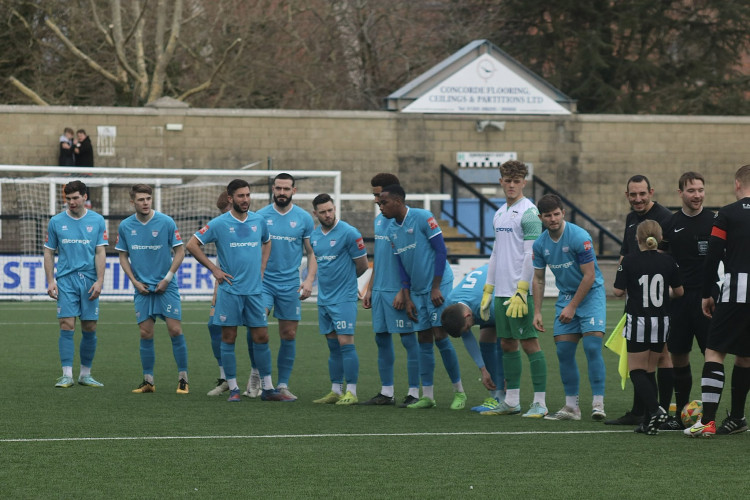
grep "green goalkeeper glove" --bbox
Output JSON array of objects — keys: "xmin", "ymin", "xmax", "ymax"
[
  {"xmin": 504, "ymin": 280, "xmax": 529, "ymax": 318},
  {"xmin": 479, "ymin": 284, "xmax": 494, "ymax": 321}
]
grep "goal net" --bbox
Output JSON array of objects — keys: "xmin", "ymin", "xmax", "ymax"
[{"xmin": 0, "ymin": 165, "xmax": 340, "ymax": 300}]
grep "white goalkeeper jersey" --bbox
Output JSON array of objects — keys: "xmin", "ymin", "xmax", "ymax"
[{"xmin": 488, "ymin": 197, "xmax": 541, "ymax": 297}]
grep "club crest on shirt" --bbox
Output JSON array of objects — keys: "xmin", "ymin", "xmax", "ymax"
[
  {"xmin": 219, "ymin": 315, "xmax": 227, "ymax": 322},
  {"xmin": 251, "ymin": 225, "xmax": 257, "ymax": 232},
  {"xmin": 290, "ymin": 221, "xmax": 297, "ymax": 228},
  {"xmin": 330, "ymin": 239, "xmax": 336, "ymax": 247},
  {"xmin": 407, "ymin": 228, "xmax": 414, "ymax": 234},
  {"xmin": 562, "ymin": 246, "xmax": 569, "ymax": 253},
  {"xmin": 152, "ymin": 230, "xmax": 159, "ymax": 237},
  {"xmin": 427, "ymin": 217, "xmax": 438, "ymax": 230},
  {"xmin": 86, "ymin": 225, "xmax": 93, "ymax": 232}
]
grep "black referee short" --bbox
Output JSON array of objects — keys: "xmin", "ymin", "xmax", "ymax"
[{"xmin": 668, "ymin": 288, "xmax": 709, "ymax": 355}]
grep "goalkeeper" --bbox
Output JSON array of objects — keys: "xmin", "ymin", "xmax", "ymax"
[{"xmin": 478, "ymin": 160, "xmax": 548, "ymax": 418}]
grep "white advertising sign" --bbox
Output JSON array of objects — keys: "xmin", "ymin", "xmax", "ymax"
[{"xmin": 403, "ymin": 54, "xmax": 571, "ymax": 115}]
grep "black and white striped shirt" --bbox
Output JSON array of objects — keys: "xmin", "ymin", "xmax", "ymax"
[{"xmin": 703, "ymin": 197, "xmax": 750, "ymax": 304}]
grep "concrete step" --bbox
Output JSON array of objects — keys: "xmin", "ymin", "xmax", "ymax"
[{"xmin": 439, "ymin": 219, "xmax": 480, "ymax": 255}]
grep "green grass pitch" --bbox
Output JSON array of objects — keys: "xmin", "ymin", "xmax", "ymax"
[{"xmin": 0, "ymin": 299, "xmax": 746, "ymax": 498}]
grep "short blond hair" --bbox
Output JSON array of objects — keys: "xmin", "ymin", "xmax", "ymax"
[{"xmin": 636, "ymin": 220, "xmax": 662, "ymax": 250}]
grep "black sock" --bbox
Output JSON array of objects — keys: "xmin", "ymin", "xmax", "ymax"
[
  {"xmin": 730, "ymin": 365, "xmax": 750, "ymax": 419},
  {"xmin": 701, "ymin": 361, "xmax": 725, "ymax": 423},
  {"xmin": 631, "ymin": 392, "xmax": 644, "ymax": 417},
  {"xmin": 657, "ymin": 367, "xmax": 674, "ymax": 411},
  {"xmin": 673, "ymin": 364, "xmax": 692, "ymax": 416},
  {"xmin": 630, "ymin": 369, "xmax": 659, "ymax": 416}
]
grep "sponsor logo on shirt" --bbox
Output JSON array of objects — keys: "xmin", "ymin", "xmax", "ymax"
[
  {"xmin": 131, "ymin": 229, "xmax": 137, "ymax": 235},
  {"xmin": 496, "ymin": 227, "xmax": 513, "ymax": 233},
  {"xmin": 61, "ymin": 238, "xmax": 92, "ymax": 244},
  {"xmin": 62, "ymin": 225, "xmax": 68, "ymax": 231},
  {"xmin": 583, "ymin": 240, "xmax": 592, "ymax": 251},
  {"xmin": 549, "ymin": 261, "xmax": 574, "ymax": 270},
  {"xmin": 229, "ymin": 241, "xmax": 259, "ymax": 248},
  {"xmin": 394, "ymin": 243, "xmax": 417, "ymax": 254},
  {"xmin": 427, "ymin": 217, "xmax": 438, "ymax": 230},
  {"xmin": 317, "ymin": 255, "xmax": 338, "ymax": 262},
  {"xmin": 132, "ymin": 244, "xmax": 163, "ymax": 250},
  {"xmin": 356, "ymin": 237, "xmax": 365, "ymax": 250}
]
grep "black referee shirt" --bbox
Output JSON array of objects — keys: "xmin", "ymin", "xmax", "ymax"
[
  {"xmin": 660, "ymin": 208, "xmax": 715, "ymax": 289},
  {"xmin": 620, "ymin": 202, "xmax": 673, "ymax": 257}
]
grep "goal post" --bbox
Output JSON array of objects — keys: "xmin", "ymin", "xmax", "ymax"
[{"xmin": 0, "ymin": 165, "xmax": 341, "ymax": 300}]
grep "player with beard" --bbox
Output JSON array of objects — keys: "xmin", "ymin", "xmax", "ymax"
[
  {"xmin": 239, "ymin": 173, "xmax": 316, "ymax": 401},
  {"xmin": 310, "ymin": 194, "xmax": 369, "ymax": 405},
  {"xmin": 186, "ymin": 179, "xmax": 278, "ymax": 402}
]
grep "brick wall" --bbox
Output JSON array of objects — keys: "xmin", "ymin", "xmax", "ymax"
[{"xmin": 2, "ymin": 104, "xmax": 749, "ymax": 243}]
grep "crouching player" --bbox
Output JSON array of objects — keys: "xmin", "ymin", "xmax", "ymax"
[{"xmin": 441, "ymin": 264, "xmax": 505, "ymax": 412}]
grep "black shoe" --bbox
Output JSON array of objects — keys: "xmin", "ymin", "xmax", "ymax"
[
  {"xmin": 398, "ymin": 395, "xmax": 420, "ymax": 408},
  {"xmin": 716, "ymin": 413, "xmax": 749, "ymax": 435},
  {"xmin": 659, "ymin": 415, "xmax": 685, "ymax": 431},
  {"xmin": 634, "ymin": 424, "xmax": 645, "ymax": 434},
  {"xmin": 645, "ymin": 407, "xmax": 668, "ymax": 435},
  {"xmin": 360, "ymin": 393, "xmax": 396, "ymax": 406},
  {"xmin": 604, "ymin": 411, "xmax": 643, "ymax": 426}
]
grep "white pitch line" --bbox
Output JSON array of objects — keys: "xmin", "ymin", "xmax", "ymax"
[{"xmin": 2, "ymin": 430, "xmax": 636, "ymax": 443}]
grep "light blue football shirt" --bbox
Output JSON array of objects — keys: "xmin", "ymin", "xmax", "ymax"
[
  {"xmin": 194, "ymin": 211, "xmax": 270, "ymax": 295},
  {"xmin": 310, "ymin": 219, "xmax": 367, "ymax": 303},
  {"xmin": 372, "ymin": 213, "xmax": 401, "ymax": 292},
  {"xmin": 532, "ymin": 221, "xmax": 604, "ymax": 295},
  {"xmin": 45, "ymin": 209, "xmax": 108, "ymax": 279},
  {"xmin": 446, "ymin": 264, "xmax": 495, "ymax": 323},
  {"xmin": 116, "ymin": 211, "xmax": 183, "ymax": 289},
  {"xmin": 256, "ymin": 203, "xmax": 314, "ymax": 286},
  {"xmin": 388, "ymin": 207, "xmax": 453, "ymax": 294}
]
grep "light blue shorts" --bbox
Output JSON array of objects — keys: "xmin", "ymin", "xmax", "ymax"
[
  {"xmin": 262, "ymin": 281, "xmax": 302, "ymax": 321},
  {"xmin": 56, "ymin": 273, "xmax": 99, "ymax": 320},
  {"xmin": 318, "ymin": 301, "xmax": 358, "ymax": 335},
  {"xmin": 371, "ymin": 289, "xmax": 414, "ymax": 334},
  {"xmin": 133, "ymin": 285, "xmax": 182, "ymax": 324},
  {"xmin": 411, "ymin": 281, "xmax": 452, "ymax": 331},
  {"xmin": 214, "ymin": 288, "xmax": 267, "ymax": 328},
  {"xmin": 553, "ymin": 286, "xmax": 607, "ymax": 335}
]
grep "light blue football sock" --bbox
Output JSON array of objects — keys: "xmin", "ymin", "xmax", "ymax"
[
  {"xmin": 220, "ymin": 341, "xmax": 237, "ymax": 381},
  {"xmin": 80, "ymin": 330, "xmax": 97, "ymax": 368},
  {"xmin": 253, "ymin": 341, "xmax": 272, "ymax": 378},
  {"xmin": 495, "ymin": 339, "xmax": 505, "ymax": 385},
  {"xmin": 277, "ymin": 339, "xmax": 296, "ymax": 387},
  {"xmin": 140, "ymin": 338, "xmax": 155, "ymax": 376},
  {"xmin": 246, "ymin": 327, "xmax": 256, "ymax": 369},
  {"xmin": 170, "ymin": 334, "xmax": 188, "ymax": 373},
  {"xmin": 375, "ymin": 332, "xmax": 395, "ymax": 387},
  {"xmin": 419, "ymin": 341, "xmax": 435, "ymax": 387},
  {"xmin": 436, "ymin": 337, "xmax": 461, "ymax": 384},
  {"xmin": 583, "ymin": 335, "xmax": 606, "ymax": 397},
  {"xmin": 556, "ymin": 340, "xmax": 579, "ymax": 396},
  {"xmin": 341, "ymin": 343, "xmax": 359, "ymax": 385},
  {"xmin": 59, "ymin": 329, "xmax": 74, "ymax": 368},
  {"xmin": 400, "ymin": 333, "xmax": 420, "ymax": 389},
  {"xmin": 480, "ymin": 341, "xmax": 500, "ymax": 389},
  {"xmin": 326, "ymin": 337, "xmax": 344, "ymax": 384},
  {"xmin": 208, "ymin": 322, "xmax": 222, "ymax": 365}
]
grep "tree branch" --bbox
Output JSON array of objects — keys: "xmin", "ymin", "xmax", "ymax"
[
  {"xmin": 44, "ymin": 17, "xmax": 123, "ymax": 85},
  {"xmin": 8, "ymin": 77, "xmax": 49, "ymax": 105},
  {"xmin": 178, "ymin": 38, "xmax": 242, "ymax": 101}
]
